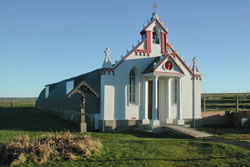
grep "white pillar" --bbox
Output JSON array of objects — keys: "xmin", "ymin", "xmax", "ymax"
[
  {"xmin": 142, "ymin": 79, "xmax": 150, "ymax": 124},
  {"xmin": 166, "ymin": 78, "xmax": 173, "ymax": 124},
  {"xmin": 151, "ymin": 76, "xmax": 160, "ymax": 126},
  {"xmin": 177, "ymin": 78, "xmax": 184, "ymax": 125},
  {"xmin": 192, "ymin": 76, "xmax": 196, "ymax": 128}
]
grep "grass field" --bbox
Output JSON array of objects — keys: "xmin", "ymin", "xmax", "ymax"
[
  {"xmin": 201, "ymin": 93, "xmax": 250, "ymax": 112},
  {"xmin": 200, "ymin": 127, "xmax": 250, "ymax": 143},
  {"xmin": 1, "ymin": 93, "xmax": 250, "ymax": 112},
  {"xmin": 0, "ymin": 98, "xmax": 36, "ymax": 108},
  {"xmin": 1, "ymin": 106, "xmax": 250, "ymax": 167}
]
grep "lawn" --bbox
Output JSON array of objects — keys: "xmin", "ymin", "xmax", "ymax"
[
  {"xmin": 1, "ymin": 107, "xmax": 250, "ymax": 167},
  {"xmin": 200, "ymin": 127, "xmax": 250, "ymax": 143}
]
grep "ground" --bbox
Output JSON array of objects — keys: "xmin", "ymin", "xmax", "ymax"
[{"xmin": 0, "ymin": 103, "xmax": 250, "ymax": 166}]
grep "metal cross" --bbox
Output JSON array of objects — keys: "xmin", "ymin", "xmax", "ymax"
[{"xmin": 153, "ymin": 2, "xmax": 158, "ymax": 13}]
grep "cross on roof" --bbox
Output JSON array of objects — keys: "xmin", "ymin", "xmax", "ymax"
[{"xmin": 153, "ymin": 2, "xmax": 158, "ymax": 13}]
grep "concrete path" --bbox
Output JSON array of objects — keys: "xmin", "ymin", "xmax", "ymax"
[
  {"xmin": 164, "ymin": 125, "xmax": 213, "ymax": 138},
  {"xmin": 134, "ymin": 124, "xmax": 213, "ymax": 138}
]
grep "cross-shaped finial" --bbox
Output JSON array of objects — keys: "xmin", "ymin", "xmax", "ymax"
[
  {"xmin": 104, "ymin": 48, "xmax": 111, "ymax": 57},
  {"xmin": 153, "ymin": 2, "xmax": 158, "ymax": 13}
]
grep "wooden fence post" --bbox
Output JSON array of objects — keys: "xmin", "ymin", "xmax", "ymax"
[
  {"xmin": 203, "ymin": 95, "xmax": 206, "ymax": 112},
  {"xmin": 236, "ymin": 95, "xmax": 239, "ymax": 112},
  {"xmin": 10, "ymin": 99, "xmax": 13, "ymax": 108}
]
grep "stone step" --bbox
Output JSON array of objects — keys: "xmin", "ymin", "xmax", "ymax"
[
  {"xmin": 134, "ymin": 124, "xmax": 213, "ymax": 138},
  {"xmin": 164, "ymin": 125, "xmax": 213, "ymax": 138}
]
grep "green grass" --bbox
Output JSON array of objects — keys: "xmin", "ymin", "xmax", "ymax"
[
  {"xmin": 1, "ymin": 107, "xmax": 250, "ymax": 167},
  {"xmin": 0, "ymin": 107, "xmax": 77, "ymax": 133},
  {"xmin": 201, "ymin": 93, "xmax": 250, "ymax": 112},
  {"xmin": 200, "ymin": 127, "xmax": 250, "ymax": 143}
]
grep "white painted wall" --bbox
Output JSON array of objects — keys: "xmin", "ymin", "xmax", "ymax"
[
  {"xmin": 100, "ymin": 17, "xmax": 201, "ymax": 125},
  {"xmin": 159, "ymin": 79, "xmax": 165, "ymax": 123},
  {"xmin": 100, "ymin": 75, "xmax": 115, "ymax": 120},
  {"xmin": 194, "ymin": 79, "xmax": 201, "ymax": 119}
]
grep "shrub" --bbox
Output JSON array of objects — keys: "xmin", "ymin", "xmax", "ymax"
[{"xmin": 0, "ymin": 132, "xmax": 102, "ymax": 166}]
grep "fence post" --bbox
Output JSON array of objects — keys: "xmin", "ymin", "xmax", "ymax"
[
  {"xmin": 10, "ymin": 99, "xmax": 13, "ymax": 108},
  {"xmin": 203, "ymin": 95, "xmax": 206, "ymax": 112},
  {"xmin": 236, "ymin": 95, "xmax": 239, "ymax": 112}
]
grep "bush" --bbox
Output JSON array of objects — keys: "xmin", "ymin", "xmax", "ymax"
[{"xmin": 0, "ymin": 132, "xmax": 102, "ymax": 166}]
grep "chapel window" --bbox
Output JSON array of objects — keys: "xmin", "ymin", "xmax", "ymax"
[
  {"xmin": 171, "ymin": 78, "xmax": 178, "ymax": 105},
  {"xmin": 153, "ymin": 27, "xmax": 160, "ymax": 44},
  {"xmin": 45, "ymin": 86, "xmax": 49, "ymax": 98},
  {"xmin": 66, "ymin": 80, "xmax": 74, "ymax": 94},
  {"xmin": 129, "ymin": 69, "xmax": 136, "ymax": 104}
]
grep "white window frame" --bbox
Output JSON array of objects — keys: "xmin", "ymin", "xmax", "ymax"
[
  {"xmin": 45, "ymin": 86, "xmax": 49, "ymax": 98},
  {"xmin": 66, "ymin": 80, "xmax": 74, "ymax": 94}
]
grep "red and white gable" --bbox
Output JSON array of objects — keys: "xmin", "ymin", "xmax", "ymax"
[
  {"xmin": 154, "ymin": 55, "xmax": 184, "ymax": 75},
  {"xmin": 102, "ymin": 12, "xmax": 201, "ymax": 80}
]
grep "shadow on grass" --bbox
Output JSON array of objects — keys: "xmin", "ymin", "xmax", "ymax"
[
  {"xmin": 0, "ymin": 107, "xmax": 77, "ymax": 132},
  {"xmin": 82, "ymin": 155, "xmax": 250, "ymax": 163},
  {"xmin": 199, "ymin": 127, "xmax": 250, "ymax": 135},
  {"xmin": 127, "ymin": 131, "xmax": 193, "ymax": 139}
]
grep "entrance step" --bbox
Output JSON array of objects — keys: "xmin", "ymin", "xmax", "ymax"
[
  {"xmin": 134, "ymin": 124, "xmax": 213, "ymax": 138},
  {"xmin": 164, "ymin": 125, "xmax": 213, "ymax": 138}
]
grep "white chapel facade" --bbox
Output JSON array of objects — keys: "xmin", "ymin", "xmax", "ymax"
[{"xmin": 100, "ymin": 12, "xmax": 202, "ymax": 131}]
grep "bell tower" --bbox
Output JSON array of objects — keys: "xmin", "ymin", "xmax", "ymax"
[{"xmin": 140, "ymin": 3, "xmax": 168, "ymax": 56}]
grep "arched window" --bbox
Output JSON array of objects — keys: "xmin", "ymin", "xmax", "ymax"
[
  {"xmin": 153, "ymin": 27, "xmax": 160, "ymax": 44},
  {"xmin": 129, "ymin": 69, "xmax": 136, "ymax": 103}
]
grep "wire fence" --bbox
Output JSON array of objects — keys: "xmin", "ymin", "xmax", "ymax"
[{"xmin": 201, "ymin": 93, "xmax": 250, "ymax": 112}]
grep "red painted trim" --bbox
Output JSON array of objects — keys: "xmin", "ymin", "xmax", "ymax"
[
  {"xmin": 155, "ymin": 19, "xmax": 168, "ymax": 34},
  {"xmin": 161, "ymin": 32, "xmax": 166, "ymax": 55},
  {"xmin": 167, "ymin": 43, "xmax": 202, "ymax": 79},
  {"xmin": 146, "ymin": 31, "xmax": 151, "ymax": 53},
  {"xmin": 193, "ymin": 74, "xmax": 202, "ymax": 80},
  {"xmin": 140, "ymin": 20, "xmax": 154, "ymax": 35},
  {"xmin": 140, "ymin": 19, "xmax": 168, "ymax": 34},
  {"xmin": 113, "ymin": 39, "xmax": 147, "ymax": 70},
  {"xmin": 154, "ymin": 71, "xmax": 184, "ymax": 75},
  {"xmin": 153, "ymin": 55, "xmax": 185, "ymax": 74},
  {"xmin": 101, "ymin": 68, "xmax": 114, "ymax": 75},
  {"xmin": 135, "ymin": 49, "xmax": 150, "ymax": 56},
  {"xmin": 113, "ymin": 18, "xmax": 169, "ymax": 71}
]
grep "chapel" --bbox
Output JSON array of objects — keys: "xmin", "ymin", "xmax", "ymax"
[{"xmin": 36, "ymin": 10, "xmax": 202, "ymax": 132}]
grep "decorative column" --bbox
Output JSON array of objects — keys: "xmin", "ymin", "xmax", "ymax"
[
  {"xmin": 151, "ymin": 76, "xmax": 160, "ymax": 126},
  {"xmin": 166, "ymin": 78, "xmax": 173, "ymax": 124},
  {"xmin": 142, "ymin": 79, "xmax": 150, "ymax": 124},
  {"xmin": 177, "ymin": 78, "xmax": 184, "ymax": 125}
]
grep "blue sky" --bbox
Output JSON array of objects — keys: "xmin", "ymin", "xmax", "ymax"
[{"xmin": 0, "ymin": 0, "xmax": 250, "ymax": 97}]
